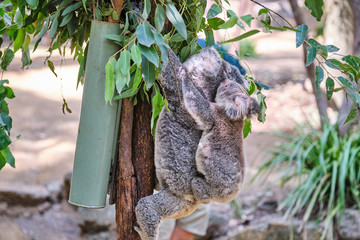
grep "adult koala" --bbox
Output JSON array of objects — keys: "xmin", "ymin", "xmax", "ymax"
[{"xmin": 135, "ymin": 47, "xmax": 248, "ymax": 240}]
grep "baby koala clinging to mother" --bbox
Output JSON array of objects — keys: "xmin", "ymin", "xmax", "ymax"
[{"xmin": 183, "ymin": 69, "xmax": 259, "ymax": 204}]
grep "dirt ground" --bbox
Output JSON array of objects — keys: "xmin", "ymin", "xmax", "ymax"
[{"xmin": 0, "ymin": 30, "xmax": 321, "ymax": 239}]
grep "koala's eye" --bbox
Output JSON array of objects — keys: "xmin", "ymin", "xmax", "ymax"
[{"xmin": 223, "ymin": 83, "xmax": 230, "ymax": 88}]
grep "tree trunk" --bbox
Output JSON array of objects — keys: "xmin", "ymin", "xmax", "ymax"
[
  {"xmin": 288, "ymin": 0, "xmax": 328, "ymax": 128},
  {"xmin": 109, "ymin": 0, "xmax": 155, "ymax": 239}
]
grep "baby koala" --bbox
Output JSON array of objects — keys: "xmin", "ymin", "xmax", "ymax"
[{"xmin": 183, "ymin": 76, "xmax": 259, "ymax": 204}]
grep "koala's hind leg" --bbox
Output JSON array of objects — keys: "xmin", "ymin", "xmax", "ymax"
[
  {"xmin": 135, "ymin": 189, "xmax": 200, "ymax": 240},
  {"xmin": 191, "ymin": 176, "xmax": 212, "ymax": 204}
]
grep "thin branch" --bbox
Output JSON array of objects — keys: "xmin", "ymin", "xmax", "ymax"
[{"xmin": 250, "ymin": 0, "xmax": 294, "ymax": 28}]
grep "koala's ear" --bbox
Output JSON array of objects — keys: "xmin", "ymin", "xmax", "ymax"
[
  {"xmin": 200, "ymin": 47, "xmax": 222, "ymax": 77},
  {"xmin": 224, "ymin": 61, "xmax": 249, "ymax": 90},
  {"xmin": 247, "ymin": 97, "xmax": 260, "ymax": 118}
]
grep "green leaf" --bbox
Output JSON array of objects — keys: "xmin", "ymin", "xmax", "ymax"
[
  {"xmin": 26, "ymin": 0, "xmax": 39, "ymax": 10},
  {"xmin": 315, "ymin": 66, "xmax": 324, "ymax": 89},
  {"xmin": 169, "ymin": 33, "xmax": 185, "ymax": 43},
  {"xmin": 1, "ymin": 49, "xmax": 14, "ymax": 71},
  {"xmin": 206, "ymin": 4, "xmax": 222, "ymax": 19},
  {"xmin": 131, "ymin": 44, "xmax": 142, "ymax": 67},
  {"xmin": 14, "ymin": 28, "xmax": 25, "ymax": 53},
  {"xmin": 305, "ymin": 0, "xmax": 324, "ymax": 21},
  {"xmin": 21, "ymin": 47, "xmax": 31, "ymax": 68},
  {"xmin": 257, "ymin": 92, "xmax": 267, "ymax": 123},
  {"xmin": 47, "ymin": 60, "xmax": 57, "ymax": 77},
  {"xmin": 119, "ymin": 50, "xmax": 131, "ymax": 75},
  {"xmin": 132, "ymin": 68, "xmax": 142, "ymax": 93},
  {"xmin": 61, "ymin": 2, "xmax": 82, "ymax": 16},
  {"xmin": 141, "ymin": 56, "xmax": 155, "ymax": 89},
  {"xmin": 247, "ymin": 81, "xmax": 255, "ymax": 95},
  {"xmin": 112, "ymin": 11, "xmax": 119, "ymax": 21},
  {"xmin": 5, "ymin": 87, "xmax": 15, "ymax": 99},
  {"xmin": 115, "ymin": 59, "xmax": 128, "ymax": 93},
  {"xmin": 155, "ymin": 4, "xmax": 166, "ymax": 32},
  {"xmin": 166, "ymin": 4, "xmax": 187, "ymax": 40},
  {"xmin": 344, "ymin": 108, "xmax": 358, "ymax": 124},
  {"xmin": 255, "ymin": 80, "xmax": 270, "ymax": 90},
  {"xmin": 327, "ymin": 45, "xmax": 339, "ymax": 53},
  {"xmin": 240, "ymin": 14, "xmax": 253, "ymax": 27},
  {"xmin": 152, "ymin": 30, "xmax": 169, "ymax": 47},
  {"xmin": 159, "ymin": 44, "xmax": 169, "ymax": 65},
  {"xmin": 136, "ymin": 22, "xmax": 155, "ymax": 47},
  {"xmin": 138, "ymin": 44, "xmax": 159, "ymax": 67},
  {"xmin": 296, "ymin": 24, "xmax": 308, "ymax": 48},
  {"xmin": 104, "ymin": 34, "xmax": 124, "ymax": 42},
  {"xmin": 143, "ymin": 0, "xmax": 151, "ymax": 20},
  {"xmin": 105, "ymin": 58, "xmax": 115, "ymax": 104},
  {"xmin": 205, "ymin": 28, "xmax": 214, "ymax": 47},
  {"xmin": 208, "ymin": 17, "xmax": 225, "ymax": 30},
  {"xmin": 14, "ymin": 10, "xmax": 23, "ymax": 28},
  {"xmin": 218, "ymin": 10, "xmax": 238, "ymax": 29},
  {"xmin": 23, "ymin": 35, "xmax": 31, "ymax": 53},
  {"xmin": 82, "ymin": 0, "xmax": 87, "ymax": 13},
  {"xmin": 0, "ymin": 154, "xmax": 5, "ymax": 170},
  {"xmin": 0, "ymin": 128, "xmax": 11, "ymax": 150},
  {"xmin": 151, "ymin": 92, "xmax": 163, "ymax": 131},
  {"xmin": 0, "ymin": 113, "xmax": 12, "ymax": 134},
  {"xmin": 196, "ymin": 6, "xmax": 204, "ymax": 32},
  {"xmin": 222, "ymin": 30, "xmax": 260, "ymax": 44},
  {"xmin": 49, "ymin": 16, "xmax": 58, "ymax": 39},
  {"xmin": 60, "ymin": 12, "xmax": 74, "ymax": 27},
  {"xmin": 338, "ymin": 76, "xmax": 356, "ymax": 92},
  {"xmin": 243, "ymin": 119, "xmax": 252, "ymax": 138},
  {"xmin": 325, "ymin": 77, "xmax": 334, "ymax": 100},
  {"xmin": 325, "ymin": 59, "xmax": 342, "ymax": 70},
  {"xmin": 258, "ymin": 8, "xmax": 269, "ymax": 16},
  {"xmin": 1, "ymin": 147, "xmax": 14, "ymax": 168},
  {"xmin": 306, "ymin": 46, "xmax": 316, "ymax": 66}
]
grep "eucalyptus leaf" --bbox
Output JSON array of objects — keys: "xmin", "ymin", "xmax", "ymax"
[
  {"xmin": 143, "ymin": 0, "xmax": 151, "ymax": 20},
  {"xmin": 1, "ymin": 147, "xmax": 14, "ymax": 168},
  {"xmin": 327, "ymin": 45, "xmax": 339, "ymax": 53},
  {"xmin": 315, "ymin": 66, "xmax": 324, "ymax": 89},
  {"xmin": 119, "ymin": 50, "xmax": 131, "ymax": 75},
  {"xmin": 14, "ymin": 10, "xmax": 23, "ymax": 28},
  {"xmin": 1, "ymin": 49, "xmax": 14, "ymax": 71},
  {"xmin": 60, "ymin": 12, "xmax": 74, "ymax": 27},
  {"xmin": 155, "ymin": 4, "xmax": 166, "ymax": 32},
  {"xmin": 257, "ymin": 92, "xmax": 267, "ymax": 123},
  {"xmin": 26, "ymin": 0, "xmax": 39, "ymax": 10},
  {"xmin": 49, "ymin": 16, "xmax": 58, "ymax": 39},
  {"xmin": 138, "ymin": 44, "xmax": 159, "ymax": 67},
  {"xmin": 344, "ymin": 108, "xmax": 358, "ymax": 124},
  {"xmin": 105, "ymin": 59, "xmax": 115, "ymax": 104},
  {"xmin": 208, "ymin": 17, "xmax": 225, "ymax": 30},
  {"xmin": 132, "ymin": 68, "xmax": 142, "ymax": 93},
  {"xmin": 131, "ymin": 44, "xmax": 142, "ymax": 67},
  {"xmin": 325, "ymin": 77, "xmax": 334, "ymax": 100},
  {"xmin": 240, "ymin": 14, "xmax": 253, "ymax": 27},
  {"xmin": 306, "ymin": 46, "xmax": 316, "ymax": 66},
  {"xmin": 243, "ymin": 119, "xmax": 252, "ymax": 138},
  {"xmin": 305, "ymin": 0, "xmax": 324, "ymax": 21},
  {"xmin": 14, "ymin": 28, "xmax": 25, "ymax": 53},
  {"xmin": 151, "ymin": 92, "xmax": 163, "ymax": 131},
  {"xmin": 0, "ymin": 128, "xmax": 11, "ymax": 150},
  {"xmin": 61, "ymin": 2, "xmax": 82, "ymax": 16},
  {"xmin": 47, "ymin": 60, "xmax": 57, "ymax": 77},
  {"xmin": 166, "ymin": 4, "xmax": 187, "ymax": 40},
  {"xmin": 296, "ymin": 24, "xmax": 308, "ymax": 48},
  {"xmin": 136, "ymin": 22, "xmax": 155, "ymax": 47},
  {"xmin": 141, "ymin": 56, "xmax": 155, "ymax": 89},
  {"xmin": 222, "ymin": 30, "xmax": 260, "ymax": 44},
  {"xmin": 0, "ymin": 112, "xmax": 12, "ymax": 134},
  {"xmin": 206, "ymin": 4, "xmax": 222, "ymax": 19}
]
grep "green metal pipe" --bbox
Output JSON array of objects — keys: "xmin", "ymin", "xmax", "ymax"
[{"xmin": 69, "ymin": 20, "xmax": 121, "ymax": 208}]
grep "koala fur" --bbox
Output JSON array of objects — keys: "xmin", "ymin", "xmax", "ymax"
[
  {"xmin": 183, "ymin": 78, "xmax": 259, "ymax": 204},
  {"xmin": 135, "ymin": 47, "xmax": 250, "ymax": 240}
]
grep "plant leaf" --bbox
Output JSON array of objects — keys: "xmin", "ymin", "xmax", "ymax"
[
  {"xmin": 243, "ymin": 119, "xmax": 252, "ymax": 138},
  {"xmin": 105, "ymin": 58, "xmax": 115, "ymax": 104},
  {"xmin": 1, "ymin": 147, "xmax": 14, "ymax": 168},
  {"xmin": 151, "ymin": 92, "xmax": 163, "ymax": 131},
  {"xmin": 166, "ymin": 4, "xmax": 187, "ymax": 40},
  {"xmin": 206, "ymin": 4, "xmax": 222, "ymax": 19},
  {"xmin": 327, "ymin": 45, "xmax": 339, "ymax": 53},
  {"xmin": 325, "ymin": 77, "xmax": 334, "ymax": 100},
  {"xmin": 306, "ymin": 46, "xmax": 316, "ymax": 66},
  {"xmin": 304, "ymin": 0, "xmax": 324, "ymax": 21},
  {"xmin": 240, "ymin": 14, "xmax": 253, "ymax": 27},
  {"xmin": 222, "ymin": 30, "xmax": 260, "ymax": 44},
  {"xmin": 315, "ymin": 66, "xmax": 324, "ymax": 89},
  {"xmin": 0, "ymin": 128, "xmax": 11, "ymax": 150},
  {"xmin": 131, "ymin": 44, "xmax": 142, "ymax": 67},
  {"xmin": 344, "ymin": 108, "xmax": 358, "ymax": 124},
  {"xmin": 138, "ymin": 44, "xmax": 159, "ymax": 67},
  {"xmin": 26, "ymin": 0, "xmax": 39, "ymax": 10},
  {"xmin": 136, "ymin": 22, "xmax": 155, "ymax": 47},
  {"xmin": 119, "ymin": 50, "xmax": 131, "ymax": 75},
  {"xmin": 296, "ymin": 24, "xmax": 308, "ymax": 48},
  {"xmin": 132, "ymin": 68, "xmax": 142, "ymax": 93},
  {"xmin": 257, "ymin": 92, "xmax": 267, "ymax": 123},
  {"xmin": 61, "ymin": 2, "xmax": 82, "ymax": 16},
  {"xmin": 155, "ymin": 4, "xmax": 166, "ymax": 32},
  {"xmin": 47, "ymin": 60, "xmax": 57, "ymax": 77},
  {"xmin": 60, "ymin": 12, "xmax": 74, "ymax": 27},
  {"xmin": 218, "ymin": 10, "xmax": 238, "ymax": 29},
  {"xmin": 143, "ymin": 0, "xmax": 151, "ymax": 20},
  {"xmin": 14, "ymin": 28, "xmax": 25, "ymax": 53},
  {"xmin": 141, "ymin": 56, "xmax": 155, "ymax": 89},
  {"xmin": 1, "ymin": 49, "xmax": 14, "ymax": 71}
]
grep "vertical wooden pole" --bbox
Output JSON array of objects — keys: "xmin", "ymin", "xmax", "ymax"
[{"xmin": 109, "ymin": 1, "xmax": 155, "ymax": 239}]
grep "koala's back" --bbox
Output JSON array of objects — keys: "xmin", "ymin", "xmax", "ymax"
[{"xmin": 155, "ymin": 104, "xmax": 201, "ymax": 197}]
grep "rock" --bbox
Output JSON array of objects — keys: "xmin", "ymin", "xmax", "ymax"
[
  {"xmin": 78, "ymin": 200, "xmax": 115, "ymax": 234},
  {"xmin": 0, "ymin": 185, "xmax": 50, "ymax": 206},
  {"xmin": 229, "ymin": 215, "xmax": 322, "ymax": 240},
  {"xmin": 338, "ymin": 209, "xmax": 360, "ymax": 240},
  {"xmin": 0, "ymin": 217, "xmax": 26, "ymax": 240}
]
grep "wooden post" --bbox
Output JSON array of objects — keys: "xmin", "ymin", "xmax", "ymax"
[{"xmin": 108, "ymin": 1, "xmax": 155, "ymax": 239}]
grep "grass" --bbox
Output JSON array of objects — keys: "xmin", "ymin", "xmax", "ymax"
[{"xmin": 252, "ymin": 122, "xmax": 360, "ymax": 239}]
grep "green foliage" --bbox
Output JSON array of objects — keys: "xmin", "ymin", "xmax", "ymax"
[
  {"xmin": 253, "ymin": 122, "xmax": 360, "ymax": 239},
  {"xmin": 238, "ymin": 39, "xmax": 258, "ymax": 58}
]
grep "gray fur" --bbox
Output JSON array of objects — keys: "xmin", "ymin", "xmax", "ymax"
[
  {"xmin": 184, "ymin": 78, "xmax": 259, "ymax": 204},
  {"xmin": 135, "ymin": 47, "xmax": 249, "ymax": 240}
]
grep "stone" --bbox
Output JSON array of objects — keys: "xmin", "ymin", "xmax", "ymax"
[
  {"xmin": 0, "ymin": 185, "xmax": 50, "ymax": 206},
  {"xmin": 338, "ymin": 209, "xmax": 360, "ymax": 240},
  {"xmin": 229, "ymin": 215, "xmax": 322, "ymax": 240},
  {"xmin": 77, "ymin": 200, "xmax": 116, "ymax": 234}
]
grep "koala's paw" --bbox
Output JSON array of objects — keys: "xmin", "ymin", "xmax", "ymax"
[
  {"xmin": 134, "ymin": 226, "xmax": 156, "ymax": 240},
  {"xmin": 191, "ymin": 177, "xmax": 211, "ymax": 204}
]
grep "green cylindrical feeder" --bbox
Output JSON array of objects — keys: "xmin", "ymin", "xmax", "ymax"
[{"xmin": 69, "ymin": 20, "xmax": 121, "ymax": 208}]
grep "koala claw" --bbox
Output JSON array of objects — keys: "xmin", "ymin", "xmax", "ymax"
[{"xmin": 134, "ymin": 225, "xmax": 156, "ymax": 240}]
